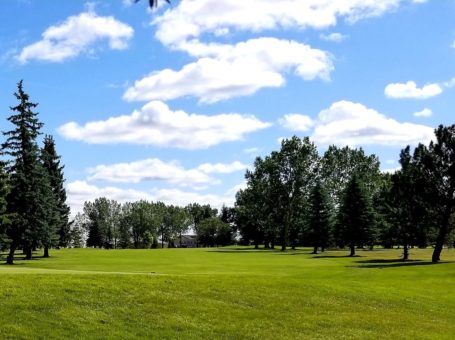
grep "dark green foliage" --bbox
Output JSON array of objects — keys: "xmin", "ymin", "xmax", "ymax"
[
  {"xmin": 321, "ymin": 146, "xmax": 381, "ymax": 208},
  {"xmin": 186, "ymin": 203, "xmax": 217, "ymax": 246},
  {"xmin": 2, "ymin": 81, "xmax": 48, "ymax": 263},
  {"xmin": 336, "ymin": 176, "xmax": 376, "ymax": 256},
  {"xmin": 197, "ymin": 217, "xmax": 232, "ymax": 247},
  {"xmin": 386, "ymin": 147, "xmax": 430, "ymax": 260},
  {"xmin": 306, "ymin": 181, "xmax": 333, "ymax": 254},
  {"xmin": 41, "ymin": 135, "xmax": 70, "ymax": 248},
  {"xmin": 411, "ymin": 125, "xmax": 455, "ymax": 262},
  {"xmin": 0, "ymin": 162, "xmax": 11, "ymax": 250},
  {"xmin": 84, "ymin": 198, "xmax": 121, "ymax": 249}
]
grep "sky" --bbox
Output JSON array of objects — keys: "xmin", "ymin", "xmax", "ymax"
[{"xmin": 1, "ymin": 0, "xmax": 454, "ymax": 215}]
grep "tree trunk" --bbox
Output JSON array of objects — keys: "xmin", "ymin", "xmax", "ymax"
[
  {"xmin": 312, "ymin": 246, "xmax": 318, "ymax": 254},
  {"xmin": 271, "ymin": 237, "xmax": 275, "ymax": 249},
  {"xmin": 432, "ymin": 207, "xmax": 451, "ymax": 263},
  {"xmin": 403, "ymin": 243, "xmax": 409, "ymax": 261},
  {"xmin": 43, "ymin": 245, "xmax": 49, "ymax": 258},
  {"xmin": 6, "ymin": 243, "xmax": 16, "ymax": 265},
  {"xmin": 25, "ymin": 247, "xmax": 32, "ymax": 260},
  {"xmin": 349, "ymin": 244, "xmax": 355, "ymax": 257},
  {"xmin": 321, "ymin": 247, "xmax": 326, "ymax": 253}
]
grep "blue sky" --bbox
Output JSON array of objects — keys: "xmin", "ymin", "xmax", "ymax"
[{"xmin": 1, "ymin": 0, "xmax": 454, "ymax": 214}]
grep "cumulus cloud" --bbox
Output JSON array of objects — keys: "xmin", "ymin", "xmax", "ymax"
[
  {"xmin": 58, "ymin": 101, "xmax": 271, "ymax": 149},
  {"xmin": 87, "ymin": 158, "xmax": 247, "ymax": 187},
  {"xmin": 66, "ymin": 180, "xmax": 152, "ymax": 214},
  {"xmin": 279, "ymin": 114, "xmax": 314, "ymax": 131},
  {"xmin": 320, "ymin": 32, "xmax": 348, "ymax": 43},
  {"xmin": 153, "ymin": 0, "xmax": 416, "ymax": 49},
  {"xmin": 123, "ymin": 38, "xmax": 333, "ymax": 103},
  {"xmin": 66, "ymin": 180, "xmax": 242, "ymax": 214},
  {"xmin": 311, "ymin": 101, "xmax": 434, "ymax": 146},
  {"xmin": 17, "ymin": 9, "xmax": 133, "ymax": 63},
  {"xmin": 413, "ymin": 108, "xmax": 433, "ymax": 118},
  {"xmin": 384, "ymin": 81, "xmax": 442, "ymax": 99}
]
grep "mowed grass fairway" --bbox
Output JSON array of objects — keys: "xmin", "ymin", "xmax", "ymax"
[{"xmin": 1, "ymin": 248, "xmax": 454, "ymax": 339}]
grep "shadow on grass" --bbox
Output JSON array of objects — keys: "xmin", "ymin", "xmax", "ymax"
[
  {"xmin": 209, "ymin": 248, "xmax": 281, "ymax": 253},
  {"xmin": 351, "ymin": 258, "xmax": 450, "ymax": 268},
  {"xmin": 312, "ymin": 254, "xmax": 364, "ymax": 259}
]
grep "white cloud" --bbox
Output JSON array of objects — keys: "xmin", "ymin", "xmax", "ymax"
[
  {"xmin": 87, "ymin": 158, "xmax": 247, "ymax": 186},
  {"xmin": 279, "ymin": 114, "xmax": 314, "ymax": 131},
  {"xmin": 153, "ymin": 0, "xmax": 416, "ymax": 49},
  {"xmin": 320, "ymin": 32, "xmax": 348, "ymax": 43},
  {"xmin": 197, "ymin": 161, "xmax": 247, "ymax": 174},
  {"xmin": 123, "ymin": 38, "xmax": 333, "ymax": 103},
  {"xmin": 17, "ymin": 9, "xmax": 133, "ymax": 63},
  {"xmin": 310, "ymin": 101, "xmax": 434, "ymax": 146},
  {"xmin": 58, "ymin": 101, "xmax": 271, "ymax": 149},
  {"xmin": 384, "ymin": 81, "xmax": 442, "ymax": 99},
  {"xmin": 66, "ymin": 180, "xmax": 152, "ymax": 214},
  {"xmin": 413, "ymin": 108, "xmax": 433, "ymax": 118},
  {"xmin": 66, "ymin": 180, "xmax": 242, "ymax": 214},
  {"xmin": 88, "ymin": 158, "xmax": 212, "ymax": 185}
]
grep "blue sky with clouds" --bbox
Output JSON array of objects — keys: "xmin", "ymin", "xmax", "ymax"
[{"xmin": 1, "ymin": 0, "xmax": 454, "ymax": 214}]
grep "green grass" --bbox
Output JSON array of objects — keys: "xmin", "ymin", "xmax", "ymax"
[{"xmin": 1, "ymin": 247, "xmax": 454, "ymax": 339}]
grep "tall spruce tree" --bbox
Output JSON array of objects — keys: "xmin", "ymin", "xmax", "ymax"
[
  {"xmin": 336, "ymin": 176, "xmax": 375, "ymax": 256},
  {"xmin": 306, "ymin": 181, "xmax": 333, "ymax": 254},
  {"xmin": 2, "ymin": 80, "xmax": 48, "ymax": 263},
  {"xmin": 41, "ymin": 135, "xmax": 70, "ymax": 249}
]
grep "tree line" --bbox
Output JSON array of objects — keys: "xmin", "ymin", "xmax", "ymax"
[
  {"xmin": 69, "ymin": 199, "xmax": 233, "ymax": 249},
  {"xmin": 234, "ymin": 130, "xmax": 455, "ymax": 263}
]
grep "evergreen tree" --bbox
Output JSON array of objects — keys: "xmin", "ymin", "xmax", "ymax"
[
  {"xmin": 336, "ymin": 176, "xmax": 375, "ymax": 256},
  {"xmin": 0, "ymin": 162, "xmax": 11, "ymax": 251},
  {"xmin": 2, "ymin": 81, "xmax": 47, "ymax": 263},
  {"xmin": 41, "ymin": 135, "xmax": 70, "ymax": 248},
  {"xmin": 306, "ymin": 181, "xmax": 333, "ymax": 254},
  {"xmin": 413, "ymin": 125, "xmax": 455, "ymax": 262}
]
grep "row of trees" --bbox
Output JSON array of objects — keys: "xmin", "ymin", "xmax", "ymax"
[
  {"xmin": 0, "ymin": 81, "xmax": 70, "ymax": 264},
  {"xmin": 234, "ymin": 128, "xmax": 455, "ymax": 263},
  {"xmin": 70, "ymin": 199, "xmax": 233, "ymax": 249}
]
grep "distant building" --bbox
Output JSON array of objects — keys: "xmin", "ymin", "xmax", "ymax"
[{"xmin": 175, "ymin": 235, "xmax": 197, "ymax": 248}]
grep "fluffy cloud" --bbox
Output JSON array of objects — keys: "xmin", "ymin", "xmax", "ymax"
[
  {"xmin": 66, "ymin": 180, "xmax": 242, "ymax": 214},
  {"xmin": 197, "ymin": 161, "xmax": 247, "ymax": 174},
  {"xmin": 384, "ymin": 81, "xmax": 442, "ymax": 99},
  {"xmin": 66, "ymin": 180, "xmax": 152, "ymax": 214},
  {"xmin": 154, "ymin": 0, "xmax": 416, "ymax": 48},
  {"xmin": 17, "ymin": 9, "xmax": 133, "ymax": 63},
  {"xmin": 312, "ymin": 101, "xmax": 434, "ymax": 146},
  {"xmin": 87, "ymin": 158, "xmax": 247, "ymax": 186},
  {"xmin": 278, "ymin": 101, "xmax": 433, "ymax": 146},
  {"xmin": 58, "ymin": 101, "xmax": 271, "ymax": 149},
  {"xmin": 123, "ymin": 38, "xmax": 333, "ymax": 103},
  {"xmin": 320, "ymin": 32, "xmax": 348, "ymax": 43},
  {"xmin": 413, "ymin": 108, "xmax": 433, "ymax": 118},
  {"xmin": 279, "ymin": 114, "xmax": 314, "ymax": 131}
]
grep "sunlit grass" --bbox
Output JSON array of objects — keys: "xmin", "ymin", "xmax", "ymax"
[{"xmin": 0, "ymin": 247, "xmax": 454, "ymax": 339}]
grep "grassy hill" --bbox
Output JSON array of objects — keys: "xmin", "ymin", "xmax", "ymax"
[{"xmin": 1, "ymin": 247, "xmax": 454, "ymax": 339}]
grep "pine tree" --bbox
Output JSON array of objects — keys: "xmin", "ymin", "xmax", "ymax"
[
  {"xmin": 2, "ymin": 80, "xmax": 46, "ymax": 263},
  {"xmin": 336, "ymin": 176, "xmax": 375, "ymax": 256},
  {"xmin": 306, "ymin": 181, "xmax": 333, "ymax": 254},
  {"xmin": 41, "ymin": 135, "xmax": 70, "ymax": 249}
]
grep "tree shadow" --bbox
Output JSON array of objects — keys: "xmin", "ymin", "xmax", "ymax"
[
  {"xmin": 312, "ymin": 254, "xmax": 364, "ymax": 259},
  {"xmin": 208, "ymin": 248, "xmax": 280, "ymax": 253},
  {"xmin": 351, "ymin": 258, "xmax": 449, "ymax": 268}
]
